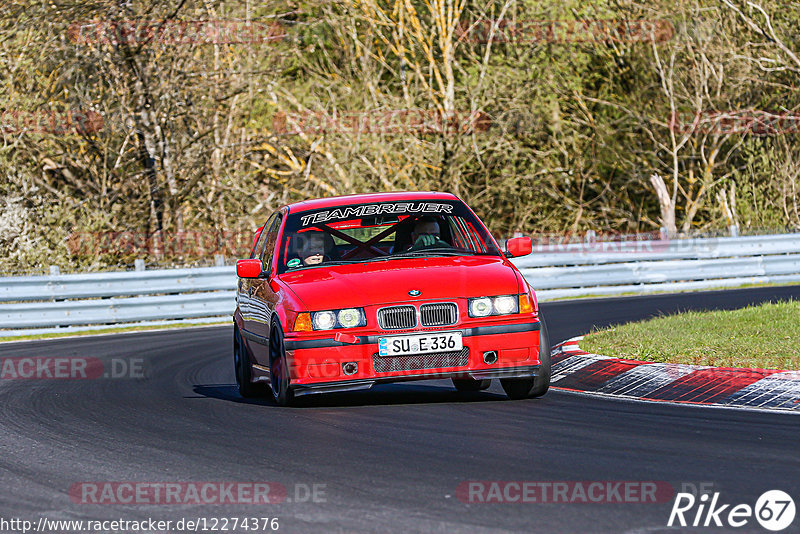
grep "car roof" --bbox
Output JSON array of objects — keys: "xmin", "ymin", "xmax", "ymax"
[{"xmin": 284, "ymin": 191, "xmax": 461, "ymax": 214}]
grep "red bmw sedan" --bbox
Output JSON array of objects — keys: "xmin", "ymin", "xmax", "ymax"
[{"xmin": 233, "ymin": 192, "xmax": 549, "ymax": 405}]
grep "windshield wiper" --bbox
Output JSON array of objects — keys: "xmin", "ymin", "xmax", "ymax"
[
  {"xmin": 388, "ymin": 248, "xmax": 479, "ymax": 258},
  {"xmin": 285, "ymin": 260, "xmax": 358, "ymax": 271}
]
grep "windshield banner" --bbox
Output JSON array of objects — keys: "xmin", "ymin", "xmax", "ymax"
[{"xmin": 299, "ymin": 202, "xmax": 454, "ymax": 226}]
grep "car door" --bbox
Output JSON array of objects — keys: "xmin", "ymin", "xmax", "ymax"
[
  {"xmin": 240, "ymin": 213, "xmax": 277, "ymax": 354},
  {"xmin": 248, "ymin": 211, "xmax": 284, "ymax": 365}
]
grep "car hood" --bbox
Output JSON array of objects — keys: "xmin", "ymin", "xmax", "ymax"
[{"xmin": 278, "ymin": 256, "xmax": 520, "ymax": 310}]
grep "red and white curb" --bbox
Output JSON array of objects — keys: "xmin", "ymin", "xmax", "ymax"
[{"xmin": 551, "ymin": 337, "xmax": 800, "ymax": 412}]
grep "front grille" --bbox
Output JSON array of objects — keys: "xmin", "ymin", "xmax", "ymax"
[
  {"xmin": 378, "ymin": 305, "xmax": 416, "ymax": 330},
  {"xmin": 372, "ymin": 347, "xmax": 470, "ymax": 373},
  {"xmin": 420, "ymin": 302, "xmax": 458, "ymax": 327}
]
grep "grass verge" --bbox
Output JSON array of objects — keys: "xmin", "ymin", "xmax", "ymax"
[{"xmin": 579, "ymin": 300, "xmax": 799, "ymax": 370}]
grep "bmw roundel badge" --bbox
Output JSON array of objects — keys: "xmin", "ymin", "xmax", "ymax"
[{"xmin": 408, "ymin": 289, "xmax": 421, "ymax": 297}]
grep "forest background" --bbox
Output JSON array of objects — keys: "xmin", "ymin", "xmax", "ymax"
[{"xmin": 1, "ymin": 0, "xmax": 798, "ymax": 273}]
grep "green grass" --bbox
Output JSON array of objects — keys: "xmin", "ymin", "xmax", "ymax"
[
  {"xmin": 580, "ymin": 300, "xmax": 800, "ymax": 370},
  {"xmin": 0, "ymin": 321, "xmax": 229, "ymax": 343}
]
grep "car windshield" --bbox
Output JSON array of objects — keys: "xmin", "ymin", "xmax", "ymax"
[{"xmin": 277, "ymin": 199, "xmax": 501, "ymax": 273}]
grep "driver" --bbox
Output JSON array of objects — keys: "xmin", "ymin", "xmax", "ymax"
[
  {"xmin": 407, "ymin": 217, "xmax": 451, "ymax": 251},
  {"xmin": 299, "ymin": 231, "xmax": 327, "ymax": 265}
]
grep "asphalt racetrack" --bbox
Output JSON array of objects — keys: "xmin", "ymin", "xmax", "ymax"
[{"xmin": 1, "ymin": 286, "xmax": 799, "ymax": 533}]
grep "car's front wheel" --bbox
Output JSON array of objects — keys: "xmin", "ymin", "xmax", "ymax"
[
  {"xmin": 269, "ymin": 320, "xmax": 295, "ymax": 407},
  {"xmin": 529, "ymin": 315, "xmax": 551, "ymax": 398},
  {"xmin": 452, "ymin": 377, "xmax": 491, "ymax": 392}
]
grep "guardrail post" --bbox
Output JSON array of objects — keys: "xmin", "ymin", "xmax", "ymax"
[
  {"xmin": 49, "ymin": 265, "xmax": 60, "ymax": 276},
  {"xmin": 214, "ymin": 254, "xmax": 225, "ymax": 267},
  {"xmin": 134, "ymin": 259, "xmax": 146, "ymax": 271}
]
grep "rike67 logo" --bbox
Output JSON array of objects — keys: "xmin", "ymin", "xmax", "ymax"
[{"xmin": 668, "ymin": 490, "xmax": 796, "ymax": 531}]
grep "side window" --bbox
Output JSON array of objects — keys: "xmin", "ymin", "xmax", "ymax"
[
  {"xmin": 260, "ymin": 213, "xmax": 283, "ymax": 272},
  {"xmin": 447, "ymin": 218, "xmax": 469, "ymax": 249},
  {"xmin": 250, "ymin": 213, "xmax": 276, "ymax": 259},
  {"xmin": 451, "ymin": 217, "xmax": 480, "ymax": 251},
  {"xmin": 465, "ymin": 221, "xmax": 489, "ymax": 253}
]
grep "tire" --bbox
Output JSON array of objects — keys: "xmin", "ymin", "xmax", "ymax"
[
  {"xmin": 452, "ymin": 378, "xmax": 491, "ymax": 392},
  {"xmin": 269, "ymin": 321, "xmax": 295, "ymax": 407},
  {"xmin": 500, "ymin": 377, "xmax": 534, "ymax": 400},
  {"xmin": 529, "ymin": 315, "xmax": 551, "ymax": 398},
  {"xmin": 234, "ymin": 326, "xmax": 265, "ymax": 398}
]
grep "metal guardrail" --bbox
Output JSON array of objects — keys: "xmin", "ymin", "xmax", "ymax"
[
  {"xmin": 1, "ymin": 292, "xmax": 236, "ymax": 329},
  {"xmin": 514, "ymin": 233, "xmax": 800, "ymax": 299},
  {"xmin": 0, "ymin": 266, "xmax": 234, "ymax": 302},
  {"xmin": 0, "ymin": 266, "xmax": 237, "ymax": 337},
  {"xmin": 1, "ymin": 233, "xmax": 798, "ymax": 337},
  {"xmin": 513, "ymin": 233, "xmax": 800, "ymax": 267}
]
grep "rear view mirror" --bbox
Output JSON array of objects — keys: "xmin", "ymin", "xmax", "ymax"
[
  {"xmin": 506, "ymin": 236, "xmax": 532, "ymax": 258},
  {"xmin": 361, "ymin": 216, "xmax": 399, "ymax": 226},
  {"xmin": 236, "ymin": 258, "xmax": 263, "ymax": 278}
]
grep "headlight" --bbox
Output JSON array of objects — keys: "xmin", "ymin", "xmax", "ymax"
[
  {"xmin": 493, "ymin": 295, "xmax": 518, "ymax": 315},
  {"xmin": 313, "ymin": 311, "xmax": 337, "ymax": 330},
  {"xmin": 470, "ymin": 297, "xmax": 493, "ymax": 317},
  {"xmin": 338, "ymin": 308, "xmax": 362, "ymax": 328},
  {"xmin": 311, "ymin": 308, "xmax": 366, "ymax": 330},
  {"xmin": 468, "ymin": 295, "xmax": 520, "ymax": 317}
]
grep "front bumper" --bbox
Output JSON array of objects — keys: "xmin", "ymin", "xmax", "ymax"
[
  {"xmin": 292, "ymin": 365, "xmax": 541, "ymax": 397},
  {"xmin": 282, "ymin": 320, "xmax": 543, "ymax": 396}
]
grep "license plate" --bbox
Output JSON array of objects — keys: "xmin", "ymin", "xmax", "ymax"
[{"xmin": 378, "ymin": 331, "xmax": 463, "ymax": 357}]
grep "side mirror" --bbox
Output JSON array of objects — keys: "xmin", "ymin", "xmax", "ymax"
[
  {"xmin": 236, "ymin": 258, "xmax": 264, "ymax": 278},
  {"xmin": 506, "ymin": 236, "xmax": 532, "ymax": 258}
]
